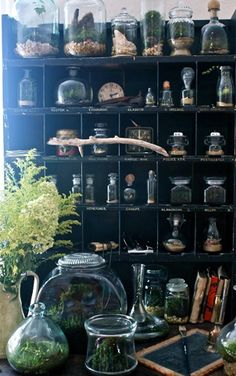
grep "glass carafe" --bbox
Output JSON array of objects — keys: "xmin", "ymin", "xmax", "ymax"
[
  {"xmin": 216, "ymin": 66, "xmax": 234, "ymax": 107},
  {"xmin": 201, "ymin": 0, "xmax": 229, "ymax": 55},
  {"xmin": 217, "ymin": 318, "xmax": 236, "ymax": 375},
  {"xmin": 13, "ymin": 0, "xmax": 59, "ymax": 58},
  {"xmin": 140, "ymin": 0, "xmax": 165, "ymax": 56},
  {"xmin": 18, "ymin": 69, "xmax": 37, "ymax": 107},
  {"xmin": 163, "ymin": 213, "xmax": 186, "ymax": 253},
  {"xmin": 6, "ymin": 302, "xmax": 69, "ymax": 374},
  {"xmin": 170, "ymin": 176, "xmax": 192, "ymax": 204},
  {"xmin": 204, "ymin": 131, "xmax": 226, "ymax": 156},
  {"xmin": 167, "ymin": 132, "xmax": 189, "ymax": 156},
  {"xmin": 203, "ymin": 217, "xmax": 222, "ymax": 253},
  {"xmin": 111, "ymin": 8, "xmax": 138, "ymax": 56},
  {"xmin": 64, "ymin": 0, "xmax": 107, "ymax": 57},
  {"xmin": 129, "ymin": 263, "xmax": 169, "ymax": 340}
]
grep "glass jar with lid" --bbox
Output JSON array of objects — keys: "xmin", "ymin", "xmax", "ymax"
[
  {"xmin": 204, "ymin": 131, "xmax": 226, "ymax": 156},
  {"xmin": 170, "ymin": 176, "xmax": 192, "ymax": 204},
  {"xmin": 85, "ymin": 174, "xmax": 95, "ymax": 204},
  {"xmin": 111, "ymin": 8, "xmax": 138, "ymax": 56},
  {"xmin": 167, "ymin": 132, "xmax": 189, "ymax": 156},
  {"xmin": 85, "ymin": 314, "xmax": 137, "ymax": 375},
  {"xmin": 92, "ymin": 123, "xmax": 108, "ymax": 156},
  {"xmin": 18, "ymin": 69, "xmax": 37, "ymax": 107},
  {"xmin": 140, "ymin": 0, "xmax": 165, "ymax": 56},
  {"xmin": 144, "ymin": 266, "xmax": 168, "ymax": 318},
  {"xmin": 37, "ymin": 253, "xmax": 127, "ymax": 354},
  {"xmin": 164, "ymin": 278, "xmax": 189, "ymax": 324},
  {"xmin": 167, "ymin": 2, "xmax": 194, "ymax": 56},
  {"xmin": 64, "ymin": 0, "xmax": 107, "ymax": 57},
  {"xmin": 56, "ymin": 129, "xmax": 78, "ymax": 157},
  {"xmin": 56, "ymin": 67, "xmax": 93, "ymax": 107},
  {"xmin": 204, "ymin": 176, "xmax": 226, "ymax": 205},
  {"xmin": 13, "ymin": 0, "xmax": 59, "ymax": 58}
]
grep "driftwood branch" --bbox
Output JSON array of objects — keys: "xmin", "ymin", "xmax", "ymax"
[{"xmin": 48, "ymin": 136, "xmax": 169, "ymax": 157}]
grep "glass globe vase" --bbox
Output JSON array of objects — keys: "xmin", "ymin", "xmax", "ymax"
[{"xmin": 217, "ymin": 318, "xmax": 236, "ymax": 375}]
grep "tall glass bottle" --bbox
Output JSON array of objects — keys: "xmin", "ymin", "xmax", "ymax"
[
  {"xmin": 201, "ymin": 0, "xmax": 229, "ymax": 55},
  {"xmin": 13, "ymin": 0, "xmax": 59, "ymax": 58},
  {"xmin": 85, "ymin": 174, "xmax": 95, "ymax": 204},
  {"xmin": 217, "ymin": 66, "xmax": 234, "ymax": 107},
  {"xmin": 18, "ymin": 69, "xmax": 37, "ymax": 107},
  {"xmin": 107, "ymin": 173, "xmax": 118, "ymax": 204},
  {"xmin": 140, "ymin": 0, "xmax": 165, "ymax": 56},
  {"xmin": 147, "ymin": 170, "xmax": 157, "ymax": 204}
]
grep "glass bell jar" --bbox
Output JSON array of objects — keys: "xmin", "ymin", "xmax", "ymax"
[
  {"xmin": 217, "ymin": 317, "xmax": 236, "ymax": 376},
  {"xmin": 203, "ymin": 217, "xmax": 222, "ymax": 253},
  {"xmin": 140, "ymin": 0, "xmax": 165, "ymax": 56},
  {"xmin": 162, "ymin": 213, "xmax": 186, "ymax": 253},
  {"xmin": 37, "ymin": 253, "xmax": 127, "ymax": 354},
  {"xmin": 167, "ymin": 1, "xmax": 194, "ymax": 56},
  {"xmin": 204, "ymin": 131, "xmax": 226, "ymax": 156},
  {"xmin": 6, "ymin": 302, "xmax": 69, "ymax": 374},
  {"xmin": 13, "ymin": 0, "xmax": 59, "ymax": 58},
  {"xmin": 167, "ymin": 131, "xmax": 189, "ymax": 156},
  {"xmin": 111, "ymin": 8, "xmax": 138, "ymax": 56},
  {"xmin": 201, "ymin": 0, "xmax": 229, "ymax": 55},
  {"xmin": 56, "ymin": 67, "xmax": 93, "ymax": 106},
  {"xmin": 64, "ymin": 0, "xmax": 107, "ymax": 57}
]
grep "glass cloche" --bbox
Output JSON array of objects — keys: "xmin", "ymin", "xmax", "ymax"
[
  {"xmin": 111, "ymin": 8, "xmax": 138, "ymax": 56},
  {"xmin": 64, "ymin": 0, "xmax": 107, "ymax": 56},
  {"xmin": 13, "ymin": 0, "xmax": 59, "ymax": 58},
  {"xmin": 37, "ymin": 253, "xmax": 127, "ymax": 354}
]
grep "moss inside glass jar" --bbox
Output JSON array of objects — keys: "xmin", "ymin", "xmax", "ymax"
[
  {"xmin": 217, "ymin": 319, "xmax": 236, "ymax": 376},
  {"xmin": 140, "ymin": 10, "xmax": 165, "ymax": 56},
  {"xmin": 164, "ymin": 280, "xmax": 189, "ymax": 324}
]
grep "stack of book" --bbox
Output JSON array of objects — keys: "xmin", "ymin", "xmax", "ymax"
[{"xmin": 189, "ymin": 266, "xmax": 230, "ymax": 324}]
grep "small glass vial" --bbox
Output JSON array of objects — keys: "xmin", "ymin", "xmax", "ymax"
[
  {"xmin": 107, "ymin": 173, "xmax": 118, "ymax": 204},
  {"xmin": 111, "ymin": 7, "xmax": 138, "ymax": 56},
  {"xmin": 92, "ymin": 123, "xmax": 108, "ymax": 156},
  {"xmin": 204, "ymin": 131, "xmax": 225, "ymax": 156},
  {"xmin": 18, "ymin": 69, "xmax": 37, "ymax": 107},
  {"xmin": 170, "ymin": 176, "xmax": 191, "ymax": 204},
  {"xmin": 216, "ymin": 66, "xmax": 234, "ymax": 107},
  {"xmin": 203, "ymin": 217, "xmax": 222, "ymax": 253},
  {"xmin": 123, "ymin": 174, "xmax": 136, "ymax": 204},
  {"xmin": 160, "ymin": 81, "xmax": 174, "ymax": 107},
  {"xmin": 147, "ymin": 170, "xmax": 157, "ymax": 204},
  {"xmin": 167, "ymin": 132, "xmax": 189, "ymax": 156},
  {"xmin": 164, "ymin": 279, "xmax": 189, "ymax": 324},
  {"xmin": 144, "ymin": 266, "xmax": 168, "ymax": 318},
  {"xmin": 204, "ymin": 177, "xmax": 226, "ymax": 205},
  {"xmin": 85, "ymin": 174, "xmax": 95, "ymax": 204},
  {"xmin": 145, "ymin": 88, "xmax": 155, "ymax": 107}
]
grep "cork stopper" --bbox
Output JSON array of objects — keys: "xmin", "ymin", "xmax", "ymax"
[
  {"xmin": 163, "ymin": 81, "xmax": 171, "ymax": 90},
  {"xmin": 208, "ymin": 0, "xmax": 220, "ymax": 11}
]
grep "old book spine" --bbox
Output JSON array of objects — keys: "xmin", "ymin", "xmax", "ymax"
[
  {"xmin": 203, "ymin": 275, "xmax": 219, "ymax": 322},
  {"xmin": 189, "ymin": 272, "xmax": 208, "ymax": 323}
]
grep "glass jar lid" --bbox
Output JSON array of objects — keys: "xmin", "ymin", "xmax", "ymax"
[
  {"xmin": 169, "ymin": 3, "xmax": 193, "ymax": 19},
  {"xmin": 58, "ymin": 253, "xmax": 106, "ymax": 269},
  {"xmin": 111, "ymin": 7, "xmax": 137, "ymax": 27},
  {"xmin": 204, "ymin": 176, "xmax": 226, "ymax": 185},
  {"xmin": 145, "ymin": 267, "xmax": 168, "ymax": 281},
  {"xmin": 166, "ymin": 281, "xmax": 188, "ymax": 292},
  {"xmin": 169, "ymin": 176, "xmax": 191, "ymax": 185}
]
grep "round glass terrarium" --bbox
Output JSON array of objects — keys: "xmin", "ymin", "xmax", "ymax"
[
  {"xmin": 37, "ymin": 253, "xmax": 127, "ymax": 354},
  {"xmin": 167, "ymin": 1, "xmax": 194, "ymax": 56},
  {"xmin": 204, "ymin": 131, "xmax": 226, "ymax": 156},
  {"xmin": 167, "ymin": 131, "xmax": 189, "ymax": 156},
  {"xmin": 111, "ymin": 8, "xmax": 138, "ymax": 56},
  {"xmin": 56, "ymin": 67, "xmax": 93, "ymax": 106},
  {"xmin": 13, "ymin": 0, "xmax": 59, "ymax": 58},
  {"xmin": 217, "ymin": 317, "xmax": 236, "ymax": 375},
  {"xmin": 64, "ymin": 0, "xmax": 107, "ymax": 56}
]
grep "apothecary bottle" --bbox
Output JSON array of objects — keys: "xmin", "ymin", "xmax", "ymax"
[
  {"xmin": 203, "ymin": 217, "xmax": 222, "ymax": 253},
  {"xmin": 147, "ymin": 170, "xmax": 157, "ymax": 204},
  {"xmin": 201, "ymin": 0, "xmax": 229, "ymax": 55},
  {"xmin": 160, "ymin": 81, "xmax": 174, "ymax": 107},
  {"xmin": 64, "ymin": 0, "xmax": 107, "ymax": 57},
  {"xmin": 164, "ymin": 279, "xmax": 189, "ymax": 324},
  {"xmin": 111, "ymin": 8, "xmax": 138, "ymax": 56},
  {"xmin": 37, "ymin": 253, "xmax": 127, "ymax": 354},
  {"xmin": 167, "ymin": 2, "xmax": 194, "ymax": 56},
  {"xmin": 13, "ymin": 0, "xmax": 59, "ymax": 58},
  {"xmin": 144, "ymin": 266, "xmax": 168, "ymax": 318},
  {"xmin": 18, "ymin": 69, "xmax": 37, "ymax": 107},
  {"xmin": 167, "ymin": 132, "xmax": 189, "ymax": 156},
  {"xmin": 140, "ymin": 0, "xmax": 165, "ymax": 56},
  {"xmin": 204, "ymin": 176, "xmax": 226, "ymax": 205},
  {"xmin": 204, "ymin": 131, "xmax": 226, "ymax": 156},
  {"xmin": 85, "ymin": 174, "xmax": 95, "ymax": 204},
  {"xmin": 92, "ymin": 123, "xmax": 108, "ymax": 156},
  {"xmin": 6, "ymin": 302, "xmax": 69, "ymax": 374},
  {"xmin": 170, "ymin": 176, "xmax": 192, "ymax": 204},
  {"xmin": 72, "ymin": 174, "xmax": 82, "ymax": 203},
  {"xmin": 216, "ymin": 66, "xmax": 234, "ymax": 108},
  {"xmin": 107, "ymin": 173, "xmax": 118, "ymax": 204}
]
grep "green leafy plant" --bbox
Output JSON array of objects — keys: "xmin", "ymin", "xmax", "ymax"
[
  {"xmin": 141, "ymin": 10, "xmax": 164, "ymax": 46},
  {"xmin": 168, "ymin": 21, "xmax": 194, "ymax": 39},
  {"xmin": 0, "ymin": 149, "xmax": 80, "ymax": 290}
]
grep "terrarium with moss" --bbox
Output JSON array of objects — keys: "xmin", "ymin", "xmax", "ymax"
[{"xmin": 217, "ymin": 318, "xmax": 236, "ymax": 376}]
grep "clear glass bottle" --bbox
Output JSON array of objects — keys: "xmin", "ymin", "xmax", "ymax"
[
  {"xmin": 217, "ymin": 318, "xmax": 236, "ymax": 375},
  {"xmin": 6, "ymin": 302, "xmax": 69, "ymax": 374},
  {"xmin": 123, "ymin": 174, "xmax": 136, "ymax": 204},
  {"xmin": 216, "ymin": 66, "xmax": 234, "ymax": 107},
  {"xmin": 129, "ymin": 263, "xmax": 169, "ymax": 340},
  {"xmin": 72, "ymin": 174, "xmax": 82, "ymax": 203},
  {"xmin": 85, "ymin": 314, "xmax": 138, "ymax": 375},
  {"xmin": 162, "ymin": 213, "xmax": 186, "ymax": 253},
  {"xmin": 64, "ymin": 0, "xmax": 107, "ymax": 57},
  {"xmin": 56, "ymin": 67, "xmax": 93, "ymax": 106},
  {"xmin": 203, "ymin": 217, "xmax": 222, "ymax": 253},
  {"xmin": 167, "ymin": 131, "xmax": 189, "ymax": 156},
  {"xmin": 181, "ymin": 67, "xmax": 195, "ymax": 106},
  {"xmin": 92, "ymin": 123, "xmax": 108, "ymax": 156},
  {"xmin": 204, "ymin": 131, "xmax": 226, "ymax": 156},
  {"xmin": 140, "ymin": 0, "xmax": 165, "ymax": 56},
  {"xmin": 170, "ymin": 176, "xmax": 192, "ymax": 204},
  {"xmin": 111, "ymin": 8, "xmax": 138, "ymax": 56},
  {"xmin": 167, "ymin": 1, "xmax": 194, "ymax": 56},
  {"xmin": 201, "ymin": 0, "xmax": 229, "ymax": 55},
  {"xmin": 145, "ymin": 87, "xmax": 156, "ymax": 106},
  {"xmin": 85, "ymin": 174, "xmax": 95, "ymax": 204},
  {"xmin": 144, "ymin": 266, "xmax": 168, "ymax": 318},
  {"xmin": 160, "ymin": 81, "xmax": 174, "ymax": 107},
  {"xmin": 13, "ymin": 0, "xmax": 59, "ymax": 58},
  {"xmin": 164, "ymin": 278, "xmax": 189, "ymax": 324},
  {"xmin": 18, "ymin": 69, "xmax": 37, "ymax": 107},
  {"xmin": 147, "ymin": 170, "xmax": 157, "ymax": 204},
  {"xmin": 204, "ymin": 176, "xmax": 226, "ymax": 205},
  {"xmin": 107, "ymin": 173, "xmax": 118, "ymax": 204}
]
